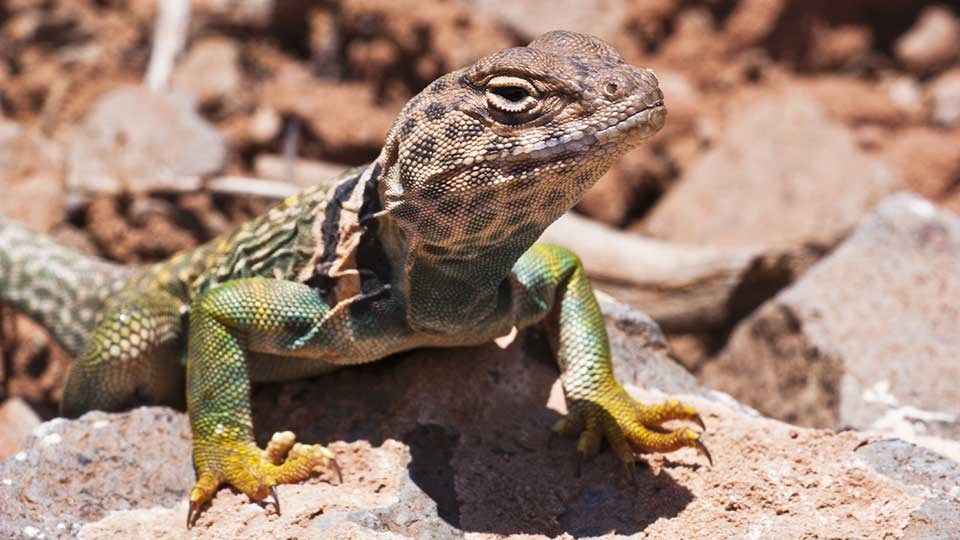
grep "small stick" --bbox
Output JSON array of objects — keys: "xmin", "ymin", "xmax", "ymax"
[{"xmin": 144, "ymin": 0, "xmax": 191, "ymax": 92}]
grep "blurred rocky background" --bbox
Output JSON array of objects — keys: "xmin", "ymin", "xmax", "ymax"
[{"xmin": 1, "ymin": 1, "xmax": 959, "ymax": 539}]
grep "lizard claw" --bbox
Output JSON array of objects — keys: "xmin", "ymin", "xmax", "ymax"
[
  {"xmin": 624, "ymin": 460, "xmax": 637, "ymax": 488},
  {"xmin": 270, "ymin": 485, "xmax": 281, "ymax": 515},
  {"xmin": 695, "ymin": 438, "xmax": 713, "ymax": 467},
  {"xmin": 331, "ymin": 458, "xmax": 343, "ymax": 484},
  {"xmin": 187, "ymin": 500, "xmax": 199, "ymax": 530},
  {"xmin": 188, "ymin": 431, "xmax": 338, "ymax": 522}
]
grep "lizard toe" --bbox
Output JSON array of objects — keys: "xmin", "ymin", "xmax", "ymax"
[
  {"xmin": 186, "ymin": 432, "xmax": 339, "ymax": 527},
  {"xmin": 559, "ymin": 384, "xmax": 711, "ymax": 483},
  {"xmin": 635, "ymin": 399, "xmax": 706, "ymax": 431},
  {"xmin": 625, "ymin": 425, "xmax": 710, "ymax": 466}
]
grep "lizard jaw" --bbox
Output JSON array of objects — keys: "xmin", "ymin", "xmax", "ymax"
[
  {"xmin": 595, "ymin": 101, "xmax": 667, "ymax": 144},
  {"xmin": 494, "ymin": 101, "xmax": 666, "ymax": 163}
]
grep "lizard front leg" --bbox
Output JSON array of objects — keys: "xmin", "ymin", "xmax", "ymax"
[
  {"xmin": 185, "ymin": 278, "xmax": 341, "ymax": 525},
  {"xmin": 513, "ymin": 244, "xmax": 710, "ymax": 480}
]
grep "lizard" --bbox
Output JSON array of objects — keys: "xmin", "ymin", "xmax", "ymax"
[{"xmin": 0, "ymin": 30, "xmax": 710, "ymax": 526}]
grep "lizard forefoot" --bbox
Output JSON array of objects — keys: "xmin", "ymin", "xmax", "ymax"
[
  {"xmin": 186, "ymin": 431, "xmax": 340, "ymax": 528},
  {"xmin": 554, "ymin": 385, "xmax": 711, "ymax": 484}
]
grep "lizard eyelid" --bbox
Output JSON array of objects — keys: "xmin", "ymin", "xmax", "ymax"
[{"xmin": 485, "ymin": 76, "xmax": 539, "ymax": 114}]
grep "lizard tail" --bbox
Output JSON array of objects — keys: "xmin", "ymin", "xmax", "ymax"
[{"xmin": 0, "ymin": 216, "xmax": 134, "ymax": 357}]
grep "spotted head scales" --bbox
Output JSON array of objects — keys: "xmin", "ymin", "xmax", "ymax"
[{"xmin": 380, "ymin": 30, "xmax": 666, "ymax": 250}]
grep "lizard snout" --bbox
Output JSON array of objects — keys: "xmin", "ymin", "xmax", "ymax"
[{"xmin": 600, "ymin": 67, "xmax": 663, "ymax": 108}]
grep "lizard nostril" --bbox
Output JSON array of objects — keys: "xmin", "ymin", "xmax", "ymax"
[{"xmin": 603, "ymin": 81, "xmax": 620, "ymax": 98}]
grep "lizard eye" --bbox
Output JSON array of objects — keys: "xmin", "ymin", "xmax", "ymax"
[
  {"xmin": 485, "ymin": 76, "xmax": 539, "ymax": 115},
  {"xmin": 491, "ymin": 86, "xmax": 528, "ymax": 102}
]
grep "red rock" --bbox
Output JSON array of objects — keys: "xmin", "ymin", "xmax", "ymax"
[
  {"xmin": 2, "ymin": 300, "xmax": 958, "ymax": 539},
  {"xmin": 644, "ymin": 89, "xmax": 899, "ymax": 249},
  {"xmin": 66, "ymin": 86, "xmax": 225, "ymax": 194},
  {"xmin": 0, "ymin": 398, "xmax": 40, "ymax": 459},
  {"xmin": 722, "ymin": 0, "xmax": 788, "ymax": 51},
  {"xmin": 928, "ymin": 68, "xmax": 960, "ymax": 128},
  {"xmin": 881, "ymin": 126, "xmax": 960, "ymax": 201},
  {"xmin": 4, "ymin": 315, "xmax": 70, "ymax": 412},
  {"xmin": 894, "ymin": 6, "xmax": 960, "ymax": 74},
  {"xmin": 652, "ymin": 69, "xmax": 700, "ymax": 142},
  {"xmin": 253, "ymin": 154, "xmax": 349, "ymax": 189},
  {"xmin": 261, "ymin": 74, "xmax": 397, "ymax": 163},
  {"xmin": 807, "ymin": 23, "xmax": 872, "ymax": 69},
  {"xmin": 807, "ymin": 75, "xmax": 921, "ymax": 128},
  {"xmin": 576, "ymin": 146, "xmax": 665, "ymax": 227},
  {"xmin": 0, "ymin": 408, "xmax": 194, "ymax": 539},
  {"xmin": 173, "ymin": 38, "xmax": 242, "ymax": 106},
  {"xmin": 192, "ymin": 0, "xmax": 273, "ymax": 27},
  {"xmin": 338, "ymin": 0, "xmax": 513, "ymax": 90},
  {"xmin": 702, "ymin": 194, "xmax": 960, "ymax": 458},
  {"xmin": 618, "ymin": 0, "xmax": 682, "ymax": 51},
  {"xmin": 658, "ymin": 8, "xmax": 719, "ymax": 67},
  {"xmin": 465, "ymin": 0, "xmax": 626, "ymax": 43},
  {"xmin": 0, "ymin": 122, "xmax": 65, "ymax": 233}
]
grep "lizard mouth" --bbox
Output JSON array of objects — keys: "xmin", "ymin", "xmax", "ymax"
[
  {"xmin": 494, "ymin": 101, "xmax": 666, "ymax": 163},
  {"xmin": 594, "ymin": 101, "xmax": 666, "ymax": 143}
]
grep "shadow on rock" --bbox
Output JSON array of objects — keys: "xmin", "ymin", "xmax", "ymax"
[{"xmin": 249, "ymin": 328, "xmax": 692, "ymax": 537}]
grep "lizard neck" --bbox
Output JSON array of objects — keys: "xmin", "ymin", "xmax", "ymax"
[
  {"xmin": 379, "ymin": 215, "xmax": 539, "ymax": 334},
  {"xmin": 373, "ymin": 147, "xmax": 550, "ymax": 334}
]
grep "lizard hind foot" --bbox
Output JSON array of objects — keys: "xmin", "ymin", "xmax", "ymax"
[{"xmin": 186, "ymin": 431, "xmax": 339, "ymax": 527}]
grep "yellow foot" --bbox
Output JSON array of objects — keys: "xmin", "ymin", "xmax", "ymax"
[
  {"xmin": 554, "ymin": 386, "xmax": 711, "ymax": 484},
  {"xmin": 186, "ymin": 431, "xmax": 340, "ymax": 528}
]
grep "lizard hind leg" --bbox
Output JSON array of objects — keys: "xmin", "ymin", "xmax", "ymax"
[{"xmin": 60, "ymin": 290, "xmax": 186, "ymax": 418}]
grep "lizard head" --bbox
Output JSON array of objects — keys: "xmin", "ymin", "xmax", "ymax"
[{"xmin": 380, "ymin": 30, "xmax": 665, "ymax": 249}]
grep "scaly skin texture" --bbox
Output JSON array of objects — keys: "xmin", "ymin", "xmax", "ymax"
[{"xmin": 0, "ymin": 31, "xmax": 709, "ymax": 525}]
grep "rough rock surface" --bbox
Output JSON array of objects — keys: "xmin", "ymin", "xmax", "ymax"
[
  {"xmin": 643, "ymin": 90, "xmax": 899, "ymax": 249},
  {"xmin": 2, "ymin": 300, "xmax": 958, "ymax": 539},
  {"xmin": 0, "ymin": 122, "xmax": 65, "ymax": 233},
  {"xmin": 0, "ymin": 407, "xmax": 193, "ymax": 539},
  {"xmin": 807, "ymin": 75, "xmax": 923, "ymax": 128},
  {"xmin": 929, "ymin": 68, "xmax": 960, "ymax": 128},
  {"xmin": 856, "ymin": 439, "xmax": 960, "ymax": 540},
  {"xmin": 894, "ymin": 5, "xmax": 960, "ymax": 75},
  {"xmin": 0, "ymin": 397, "xmax": 40, "ymax": 459},
  {"xmin": 260, "ymin": 75, "xmax": 398, "ymax": 164},
  {"xmin": 702, "ymin": 194, "xmax": 960, "ymax": 459},
  {"xmin": 882, "ymin": 126, "xmax": 960, "ymax": 201},
  {"xmin": 464, "ymin": 0, "xmax": 626, "ymax": 43},
  {"xmin": 173, "ymin": 38, "xmax": 243, "ymax": 106},
  {"xmin": 66, "ymin": 86, "xmax": 226, "ymax": 194}
]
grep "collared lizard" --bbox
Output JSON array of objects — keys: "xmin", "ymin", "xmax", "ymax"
[{"xmin": 0, "ymin": 31, "xmax": 709, "ymax": 526}]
